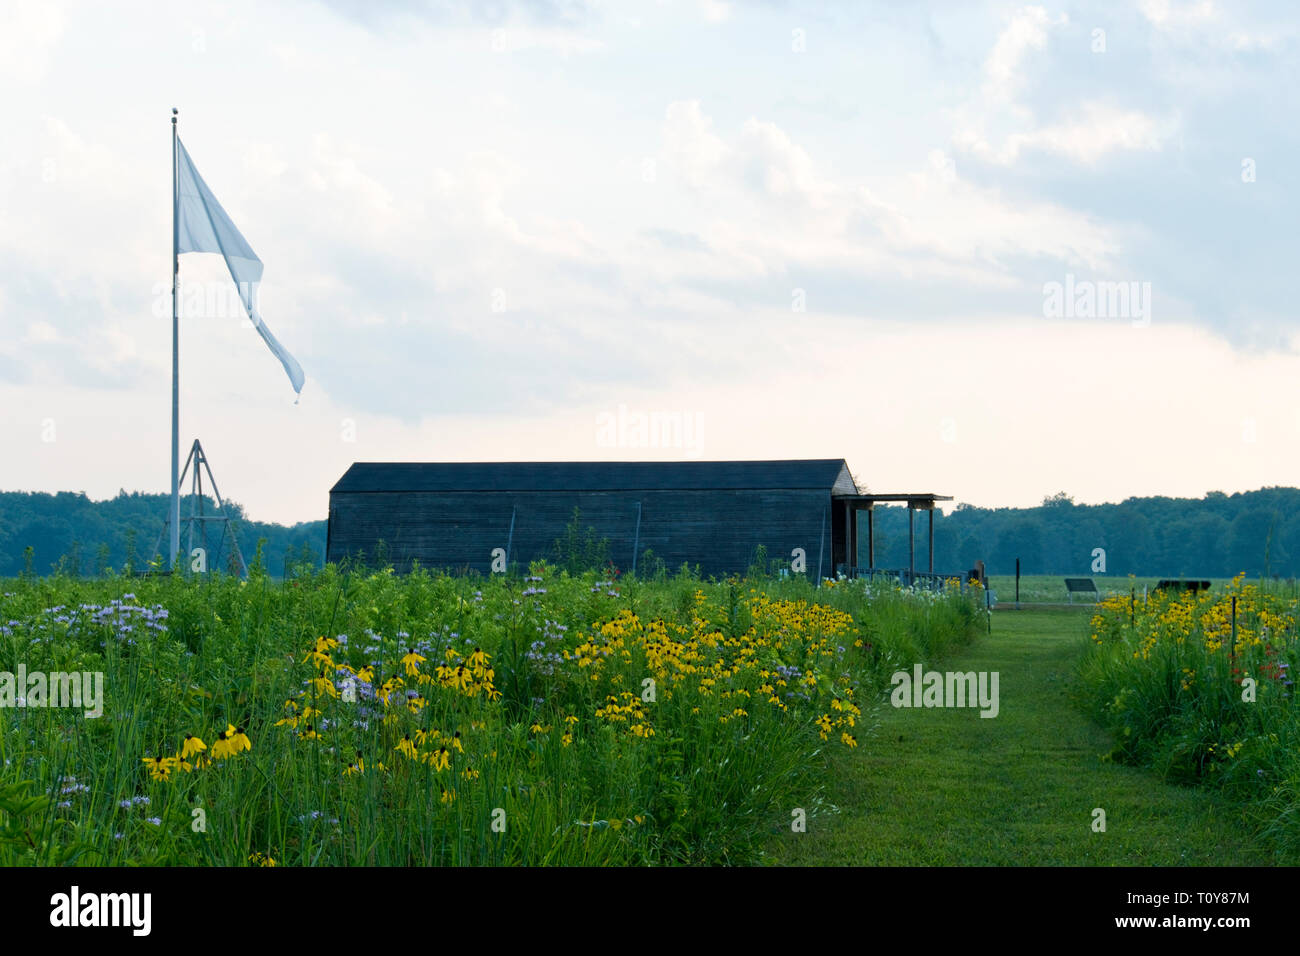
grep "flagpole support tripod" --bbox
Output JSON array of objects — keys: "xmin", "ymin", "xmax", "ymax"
[{"xmin": 152, "ymin": 439, "xmax": 248, "ymax": 577}]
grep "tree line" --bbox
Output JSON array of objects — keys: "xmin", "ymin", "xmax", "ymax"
[
  {"xmin": 866, "ymin": 488, "xmax": 1296, "ymax": 578},
  {"xmin": 0, "ymin": 490, "xmax": 324, "ymax": 578},
  {"xmin": 0, "ymin": 486, "xmax": 1293, "ymax": 579}
]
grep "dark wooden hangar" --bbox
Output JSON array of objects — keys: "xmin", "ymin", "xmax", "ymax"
[{"xmin": 326, "ymin": 459, "xmax": 950, "ymax": 580}]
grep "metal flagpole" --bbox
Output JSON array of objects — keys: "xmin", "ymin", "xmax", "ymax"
[{"xmin": 170, "ymin": 107, "xmax": 181, "ymax": 568}]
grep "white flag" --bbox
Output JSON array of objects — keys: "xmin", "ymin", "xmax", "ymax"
[{"xmin": 176, "ymin": 138, "xmax": 305, "ymax": 397}]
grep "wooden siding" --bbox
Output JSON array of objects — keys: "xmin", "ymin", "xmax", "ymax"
[{"xmin": 327, "ymin": 488, "xmax": 836, "ymax": 579}]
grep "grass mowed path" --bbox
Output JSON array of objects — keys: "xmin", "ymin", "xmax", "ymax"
[{"xmin": 769, "ymin": 607, "xmax": 1267, "ymax": 865}]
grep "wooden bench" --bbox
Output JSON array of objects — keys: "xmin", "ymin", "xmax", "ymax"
[
  {"xmin": 1155, "ymin": 579, "xmax": 1211, "ymax": 594},
  {"xmin": 1064, "ymin": 578, "xmax": 1098, "ymax": 603}
]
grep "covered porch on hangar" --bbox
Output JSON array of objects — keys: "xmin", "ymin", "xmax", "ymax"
[{"xmin": 830, "ymin": 493, "xmax": 954, "ymax": 580}]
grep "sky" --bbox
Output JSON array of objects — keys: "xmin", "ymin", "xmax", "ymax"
[{"xmin": 1, "ymin": 0, "xmax": 1297, "ymax": 524}]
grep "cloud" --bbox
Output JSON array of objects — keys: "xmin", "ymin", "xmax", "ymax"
[
  {"xmin": 314, "ymin": 0, "xmax": 597, "ymax": 29},
  {"xmin": 981, "ymin": 5, "xmax": 1065, "ymax": 104},
  {"xmin": 698, "ymin": 0, "xmax": 731, "ymax": 24},
  {"xmin": 958, "ymin": 101, "xmax": 1175, "ymax": 165},
  {"xmin": 0, "ymin": 0, "xmax": 66, "ymax": 84},
  {"xmin": 662, "ymin": 101, "xmax": 728, "ymax": 189},
  {"xmin": 639, "ymin": 228, "xmax": 709, "ymax": 252},
  {"xmin": 654, "ymin": 101, "xmax": 1122, "ymax": 293},
  {"xmin": 955, "ymin": 5, "xmax": 1174, "ymax": 168},
  {"xmin": 312, "ymin": 0, "xmax": 603, "ymax": 53},
  {"xmin": 1140, "ymin": 0, "xmax": 1215, "ymax": 29}
]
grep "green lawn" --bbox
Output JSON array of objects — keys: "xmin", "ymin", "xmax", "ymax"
[
  {"xmin": 767, "ymin": 606, "xmax": 1269, "ymax": 865},
  {"xmin": 982, "ymin": 574, "xmax": 1267, "ymax": 605}
]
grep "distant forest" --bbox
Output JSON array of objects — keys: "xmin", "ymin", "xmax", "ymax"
[
  {"xmin": 0, "ymin": 490, "xmax": 324, "ymax": 578},
  {"xmin": 866, "ymin": 488, "xmax": 1297, "ymax": 579},
  {"xmin": 0, "ymin": 486, "xmax": 1294, "ymax": 579}
]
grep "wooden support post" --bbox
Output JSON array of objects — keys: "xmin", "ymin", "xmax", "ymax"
[
  {"xmin": 850, "ymin": 504, "xmax": 857, "ymax": 570},
  {"xmin": 843, "ymin": 500, "xmax": 854, "ymax": 572},
  {"xmin": 867, "ymin": 505, "xmax": 874, "ymax": 570},
  {"xmin": 842, "ymin": 502, "xmax": 852, "ymax": 574},
  {"xmin": 908, "ymin": 506, "xmax": 915, "ymax": 577},
  {"xmin": 928, "ymin": 508, "xmax": 934, "ymax": 573}
]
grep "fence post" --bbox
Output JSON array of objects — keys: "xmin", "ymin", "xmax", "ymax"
[{"xmin": 1231, "ymin": 594, "xmax": 1237, "ymax": 657}]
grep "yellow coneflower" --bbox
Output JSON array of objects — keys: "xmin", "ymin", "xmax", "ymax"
[
  {"xmin": 841, "ymin": 732, "xmax": 857, "ymax": 748},
  {"xmin": 305, "ymin": 646, "xmax": 335, "ymax": 669},
  {"xmin": 212, "ymin": 724, "xmax": 250, "ymax": 759},
  {"xmin": 449, "ymin": 731, "xmax": 464, "ymax": 754},
  {"xmin": 142, "ymin": 754, "xmax": 175, "ymax": 781},
  {"xmin": 815, "ymin": 714, "xmax": 834, "ymax": 740},
  {"xmin": 181, "ymin": 734, "xmax": 207, "ymax": 760},
  {"xmin": 355, "ymin": 663, "xmax": 375, "ymax": 683},
  {"xmin": 378, "ymin": 675, "xmax": 404, "ymax": 705},
  {"xmin": 439, "ymin": 787, "xmax": 456, "ymax": 804},
  {"xmin": 212, "ymin": 727, "xmax": 233, "ymax": 759},
  {"xmin": 310, "ymin": 675, "xmax": 339, "ymax": 698},
  {"xmin": 400, "ymin": 648, "xmax": 426, "ymax": 676},
  {"xmin": 429, "ymin": 747, "xmax": 451, "ymax": 772},
  {"xmin": 395, "ymin": 735, "xmax": 419, "ymax": 759}
]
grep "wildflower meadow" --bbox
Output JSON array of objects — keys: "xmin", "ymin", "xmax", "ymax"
[
  {"xmin": 1081, "ymin": 575, "xmax": 1300, "ymax": 856},
  {"xmin": 0, "ymin": 562, "xmax": 983, "ymax": 865}
]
